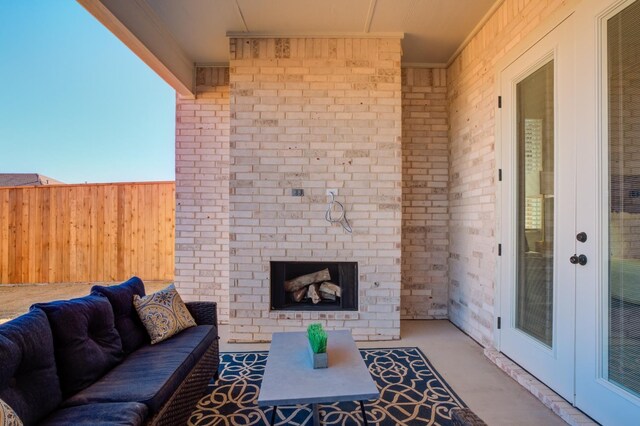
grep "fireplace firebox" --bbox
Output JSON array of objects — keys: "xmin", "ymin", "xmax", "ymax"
[{"xmin": 270, "ymin": 261, "xmax": 358, "ymax": 311}]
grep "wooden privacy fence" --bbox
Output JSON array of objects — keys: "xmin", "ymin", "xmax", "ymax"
[{"xmin": 0, "ymin": 182, "xmax": 175, "ymax": 284}]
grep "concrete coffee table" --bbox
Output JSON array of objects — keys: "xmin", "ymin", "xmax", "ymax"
[{"xmin": 257, "ymin": 330, "xmax": 380, "ymax": 425}]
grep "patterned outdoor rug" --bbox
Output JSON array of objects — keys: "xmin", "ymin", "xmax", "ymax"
[{"xmin": 189, "ymin": 347, "xmax": 467, "ymax": 426}]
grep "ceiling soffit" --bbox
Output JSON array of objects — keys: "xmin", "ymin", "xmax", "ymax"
[{"xmin": 145, "ymin": 0, "xmax": 499, "ymax": 66}]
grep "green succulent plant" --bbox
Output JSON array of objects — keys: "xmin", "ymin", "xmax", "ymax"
[{"xmin": 307, "ymin": 323, "xmax": 328, "ymax": 354}]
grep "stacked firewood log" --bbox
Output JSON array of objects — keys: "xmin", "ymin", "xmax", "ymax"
[{"xmin": 284, "ymin": 268, "xmax": 341, "ymax": 304}]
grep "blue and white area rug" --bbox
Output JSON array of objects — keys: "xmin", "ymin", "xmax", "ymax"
[{"xmin": 189, "ymin": 347, "xmax": 466, "ymax": 426}]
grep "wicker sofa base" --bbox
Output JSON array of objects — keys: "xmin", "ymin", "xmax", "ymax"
[
  {"xmin": 451, "ymin": 407, "xmax": 487, "ymax": 426},
  {"xmin": 147, "ymin": 337, "xmax": 220, "ymax": 426}
]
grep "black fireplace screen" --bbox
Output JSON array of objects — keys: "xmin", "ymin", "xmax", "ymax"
[{"xmin": 270, "ymin": 261, "xmax": 358, "ymax": 311}]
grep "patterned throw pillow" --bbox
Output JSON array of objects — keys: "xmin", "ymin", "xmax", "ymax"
[
  {"xmin": 133, "ymin": 284, "xmax": 196, "ymax": 344},
  {"xmin": 0, "ymin": 398, "xmax": 23, "ymax": 426}
]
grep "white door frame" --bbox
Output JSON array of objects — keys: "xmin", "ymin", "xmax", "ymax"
[
  {"xmin": 496, "ymin": 0, "xmax": 640, "ymax": 423},
  {"xmin": 496, "ymin": 15, "xmax": 577, "ymax": 402},
  {"xmin": 575, "ymin": 0, "xmax": 640, "ymax": 424},
  {"xmin": 494, "ymin": 1, "xmax": 581, "ymax": 351}
]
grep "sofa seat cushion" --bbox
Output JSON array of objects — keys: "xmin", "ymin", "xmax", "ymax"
[
  {"xmin": 33, "ymin": 295, "xmax": 124, "ymax": 397},
  {"xmin": 92, "ymin": 277, "xmax": 149, "ymax": 354},
  {"xmin": 152, "ymin": 324, "xmax": 218, "ymax": 360},
  {"xmin": 63, "ymin": 325, "xmax": 216, "ymax": 415},
  {"xmin": 40, "ymin": 402, "xmax": 148, "ymax": 426},
  {"xmin": 0, "ymin": 308, "xmax": 62, "ymax": 426}
]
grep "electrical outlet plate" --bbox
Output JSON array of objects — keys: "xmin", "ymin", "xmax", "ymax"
[{"xmin": 326, "ymin": 189, "xmax": 338, "ymax": 196}]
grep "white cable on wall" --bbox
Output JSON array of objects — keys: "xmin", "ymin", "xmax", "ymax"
[{"xmin": 325, "ymin": 193, "xmax": 352, "ymax": 233}]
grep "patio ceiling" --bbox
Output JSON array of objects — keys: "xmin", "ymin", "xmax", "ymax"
[{"xmin": 78, "ymin": 0, "xmax": 500, "ymax": 95}]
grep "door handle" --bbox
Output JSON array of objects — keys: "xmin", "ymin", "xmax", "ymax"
[{"xmin": 569, "ymin": 254, "xmax": 587, "ymax": 266}]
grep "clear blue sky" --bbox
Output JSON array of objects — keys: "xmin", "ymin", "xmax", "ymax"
[{"xmin": 0, "ymin": 0, "xmax": 175, "ymax": 183}]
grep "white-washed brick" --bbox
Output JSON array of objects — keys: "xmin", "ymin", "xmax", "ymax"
[
  {"xmin": 448, "ymin": 0, "xmax": 570, "ymax": 347},
  {"xmin": 228, "ymin": 37, "xmax": 402, "ymax": 342}
]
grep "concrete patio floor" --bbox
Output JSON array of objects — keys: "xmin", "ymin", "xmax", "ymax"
[{"xmin": 218, "ymin": 320, "xmax": 568, "ymax": 426}]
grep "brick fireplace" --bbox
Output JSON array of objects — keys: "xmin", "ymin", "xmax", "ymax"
[
  {"xmin": 172, "ymin": 36, "xmax": 455, "ymax": 343},
  {"xmin": 227, "ymin": 36, "xmax": 403, "ymax": 342},
  {"xmin": 270, "ymin": 261, "xmax": 358, "ymax": 311},
  {"xmin": 175, "ymin": 62, "xmax": 450, "ymax": 343}
]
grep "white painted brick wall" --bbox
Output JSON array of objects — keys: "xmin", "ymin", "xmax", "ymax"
[
  {"xmin": 228, "ymin": 37, "xmax": 403, "ymax": 342},
  {"xmin": 401, "ymin": 67, "xmax": 449, "ymax": 319},
  {"xmin": 175, "ymin": 67, "xmax": 230, "ymax": 322}
]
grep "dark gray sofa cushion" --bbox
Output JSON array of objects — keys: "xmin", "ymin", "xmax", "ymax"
[
  {"xmin": 63, "ymin": 325, "xmax": 217, "ymax": 414},
  {"xmin": 33, "ymin": 295, "xmax": 124, "ymax": 397},
  {"xmin": 0, "ymin": 308, "xmax": 62, "ymax": 426},
  {"xmin": 40, "ymin": 402, "xmax": 148, "ymax": 426},
  {"xmin": 157, "ymin": 324, "xmax": 218, "ymax": 360},
  {"xmin": 91, "ymin": 277, "xmax": 149, "ymax": 354}
]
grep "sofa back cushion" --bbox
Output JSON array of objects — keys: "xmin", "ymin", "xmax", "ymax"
[
  {"xmin": 91, "ymin": 277, "xmax": 149, "ymax": 354},
  {"xmin": 0, "ymin": 308, "xmax": 62, "ymax": 426},
  {"xmin": 0, "ymin": 397, "xmax": 23, "ymax": 426},
  {"xmin": 33, "ymin": 295, "xmax": 124, "ymax": 397}
]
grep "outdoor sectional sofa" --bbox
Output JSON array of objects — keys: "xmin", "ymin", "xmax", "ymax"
[{"xmin": 0, "ymin": 277, "xmax": 219, "ymax": 426}]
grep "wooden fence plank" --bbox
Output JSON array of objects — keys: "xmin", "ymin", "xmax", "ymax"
[
  {"xmin": 150, "ymin": 184, "xmax": 159, "ymax": 280},
  {"xmin": 0, "ymin": 190, "xmax": 9, "ymax": 283},
  {"xmin": 116, "ymin": 185, "xmax": 125, "ymax": 280},
  {"xmin": 169, "ymin": 184, "xmax": 175, "ymax": 278},
  {"xmin": 61, "ymin": 188, "xmax": 70, "ymax": 282},
  {"xmin": 69, "ymin": 186, "xmax": 78, "ymax": 283},
  {"xmin": 90, "ymin": 185, "xmax": 98, "ymax": 281},
  {"xmin": 103, "ymin": 185, "xmax": 112, "ymax": 281},
  {"xmin": 106, "ymin": 184, "xmax": 118, "ymax": 281},
  {"xmin": 123, "ymin": 185, "xmax": 132, "ymax": 277},
  {"xmin": 159, "ymin": 183, "xmax": 169, "ymax": 279},
  {"xmin": 33, "ymin": 188, "xmax": 42, "ymax": 282},
  {"xmin": 130, "ymin": 185, "xmax": 140, "ymax": 278},
  {"xmin": 8, "ymin": 190, "xmax": 19, "ymax": 283},
  {"xmin": 0, "ymin": 182, "xmax": 175, "ymax": 284},
  {"xmin": 79, "ymin": 186, "xmax": 91, "ymax": 282},
  {"xmin": 47, "ymin": 187, "xmax": 57, "ymax": 283},
  {"xmin": 19, "ymin": 189, "xmax": 28, "ymax": 283},
  {"xmin": 139, "ymin": 185, "xmax": 147, "ymax": 280},
  {"xmin": 28, "ymin": 188, "xmax": 37, "ymax": 281},
  {"xmin": 40, "ymin": 188, "xmax": 50, "ymax": 284}
]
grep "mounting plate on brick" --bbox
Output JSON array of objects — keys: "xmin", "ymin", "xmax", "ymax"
[
  {"xmin": 326, "ymin": 189, "xmax": 338, "ymax": 197},
  {"xmin": 292, "ymin": 188, "xmax": 304, "ymax": 197}
]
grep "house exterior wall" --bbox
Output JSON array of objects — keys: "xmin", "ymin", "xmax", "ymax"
[
  {"xmin": 174, "ymin": 67, "xmax": 230, "ymax": 322},
  {"xmin": 447, "ymin": 0, "xmax": 572, "ymax": 346},
  {"xmin": 175, "ymin": 63, "xmax": 449, "ymax": 329},
  {"xmin": 173, "ymin": 0, "xmax": 576, "ymax": 343},
  {"xmin": 401, "ymin": 67, "xmax": 449, "ymax": 319},
  {"xmin": 227, "ymin": 37, "xmax": 403, "ymax": 342}
]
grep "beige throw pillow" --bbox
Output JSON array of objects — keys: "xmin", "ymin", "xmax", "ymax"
[
  {"xmin": 133, "ymin": 284, "xmax": 196, "ymax": 344},
  {"xmin": 0, "ymin": 398, "xmax": 23, "ymax": 426}
]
